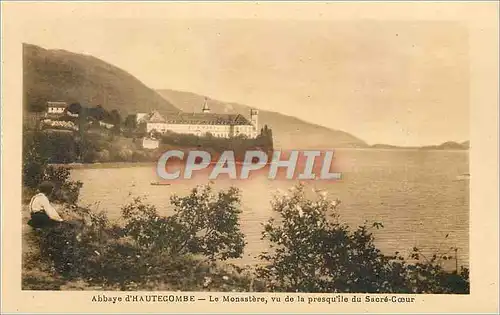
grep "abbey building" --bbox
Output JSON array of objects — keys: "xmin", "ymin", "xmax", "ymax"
[{"xmin": 136, "ymin": 98, "xmax": 259, "ymax": 139}]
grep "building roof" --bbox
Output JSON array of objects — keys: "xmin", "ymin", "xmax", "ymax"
[
  {"xmin": 142, "ymin": 111, "xmax": 253, "ymax": 126},
  {"xmin": 47, "ymin": 101, "xmax": 67, "ymax": 108},
  {"xmin": 167, "ymin": 112, "xmax": 252, "ymax": 126}
]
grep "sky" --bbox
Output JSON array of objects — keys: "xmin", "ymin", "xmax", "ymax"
[{"xmin": 18, "ymin": 17, "xmax": 470, "ymax": 146}]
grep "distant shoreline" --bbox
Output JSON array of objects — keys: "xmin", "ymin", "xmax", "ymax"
[
  {"xmin": 369, "ymin": 142, "xmax": 469, "ymax": 151},
  {"xmin": 337, "ymin": 147, "xmax": 469, "ymax": 152},
  {"xmin": 48, "ymin": 147, "xmax": 468, "ymax": 170},
  {"xmin": 48, "ymin": 161, "xmax": 156, "ymax": 169}
]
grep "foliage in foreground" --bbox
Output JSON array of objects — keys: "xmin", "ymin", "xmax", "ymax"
[
  {"xmin": 25, "ymin": 179, "xmax": 469, "ymax": 293},
  {"xmin": 257, "ymin": 185, "xmax": 469, "ymax": 293},
  {"xmin": 26, "ymin": 185, "xmax": 248, "ymax": 290},
  {"xmin": 122, "ymin": 186, "xmax": 245, "ymax": 261}
]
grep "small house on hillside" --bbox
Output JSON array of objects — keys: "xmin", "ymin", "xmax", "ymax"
[{"xmin": 46, "ymin": 101, "xmax": 67, "ymax": 115}]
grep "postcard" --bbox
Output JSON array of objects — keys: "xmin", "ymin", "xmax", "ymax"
[{"xmin": 1, "ymin": 1, "xmax": 498, "ymax": 314}]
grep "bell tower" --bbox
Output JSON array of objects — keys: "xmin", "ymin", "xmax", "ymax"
[
  {"xmin": 202, "ymin": 97, "xmax": 211, "ymax": 113},
  {"xmin": 250, "ymin": 109, "xmax": 259, "ymax": 129}
]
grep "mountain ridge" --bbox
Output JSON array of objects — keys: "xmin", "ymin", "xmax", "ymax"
[{"xmin": 371, "ymin": 140, "xmax": 469, "ymax": 150}]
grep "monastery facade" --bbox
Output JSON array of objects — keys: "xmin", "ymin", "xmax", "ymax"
[{"xmin": 137, "ymin": 99, "xmax": 259, "ymax": 139}]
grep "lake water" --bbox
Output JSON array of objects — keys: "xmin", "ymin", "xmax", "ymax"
[{"xmin": 70, "ymin": 149, "xmax": 469, "ymax": 268}]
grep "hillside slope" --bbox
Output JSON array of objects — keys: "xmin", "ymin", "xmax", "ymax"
[
  {"xmin": 157, "ymin": 89, "xmax": 368, "ymax": 149},
  {"xmin": 23, "ymin": 44, "xmax": 178, "ymax": 115}
]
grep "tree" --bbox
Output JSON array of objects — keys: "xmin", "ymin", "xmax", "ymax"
[
  {"xmin": 124, "ymin": 114, "xmax": 137, "ymax": 130},
  {"xmin": 76, "ymin": 108, "xmax": 89, "ymax": 162},
  {"xmin": 91, "ymin": 105, "xmax": 106, "ymax": 121},
  {"xmin": 267, "ymin": 127, "xmax": 274, "ymax": 149},
  {"xmin": 109, "ymin": 109, "xmax": 122, "ymax": 134},
  {"xmin": 67, "ymin": 103, "xmax": 82, "ymax": 115},
  {"xmin": 22, "ymin": 129, "xmax": 48, "ymax": 188},
  {"xmin": 44, "ymin": 132, "xmax": 78, "ymax": 163},
  {"xmin": 22, "ymin": 128, "xmax": 82, "ymax": 202},
  {"xmin": 110, "ymin": 109, "xmax": 121, "ymax": 125},
  {"xmin": 121, "ymin": 184, "xmax": 246, "ymax": 261}
]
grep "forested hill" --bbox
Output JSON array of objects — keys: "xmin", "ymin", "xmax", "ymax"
[{"xmin": 23, "ymin": 43, "xmax": 178, "ymax": 115}]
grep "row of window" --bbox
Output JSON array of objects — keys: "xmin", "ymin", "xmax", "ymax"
[
  {"xmin": 148, "ymin": 125, "xmax": 254, "ymax": 133},
  {"xmin": 147, "ymin": 126, "xmax": 255, "ymax": 138},
  {"xmin": 148, "ymin": 123, "xmax": 254, "ymax": 130},
  {"xmin": 47, "ymin": 108, "xmax": 66, "ymax": 113}
]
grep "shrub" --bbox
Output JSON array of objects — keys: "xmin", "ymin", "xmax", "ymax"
[
  {"xmin": 121, "ymin": 185, "xmax": 246, "ymax": 261},
  {"xmin": 35, "ymin": 221, "xmax": 87, "ymax": 278},
  {"xmin": 116, "ymin": 148, "xmax": 133, "ymax": 161},
  {"xmin": 33, "ymin": 206, "xmax": 119, "ymax": 281},
  {"xmin": 42, "ymin": 166, "xmax": 83, "ymax": 204},
  {"xmin": 30, "ymin": 185, "xmax": 247, "ymax": 289},
  {"xmin": 257, "ymin": 184, "xmax": 469, "ymax": 294},
  {"xmin": 95, "ymin": 149, "xmax": 111, "ymax": 162}
]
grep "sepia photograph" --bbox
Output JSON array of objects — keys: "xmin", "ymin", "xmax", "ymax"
[
  {"xmin": 20, "ymin": 16, "xmax": 471, "ymax": 294},
  {"xmin": 2, "ymin": 1, "xmax": 499, "ymax": 314}
]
